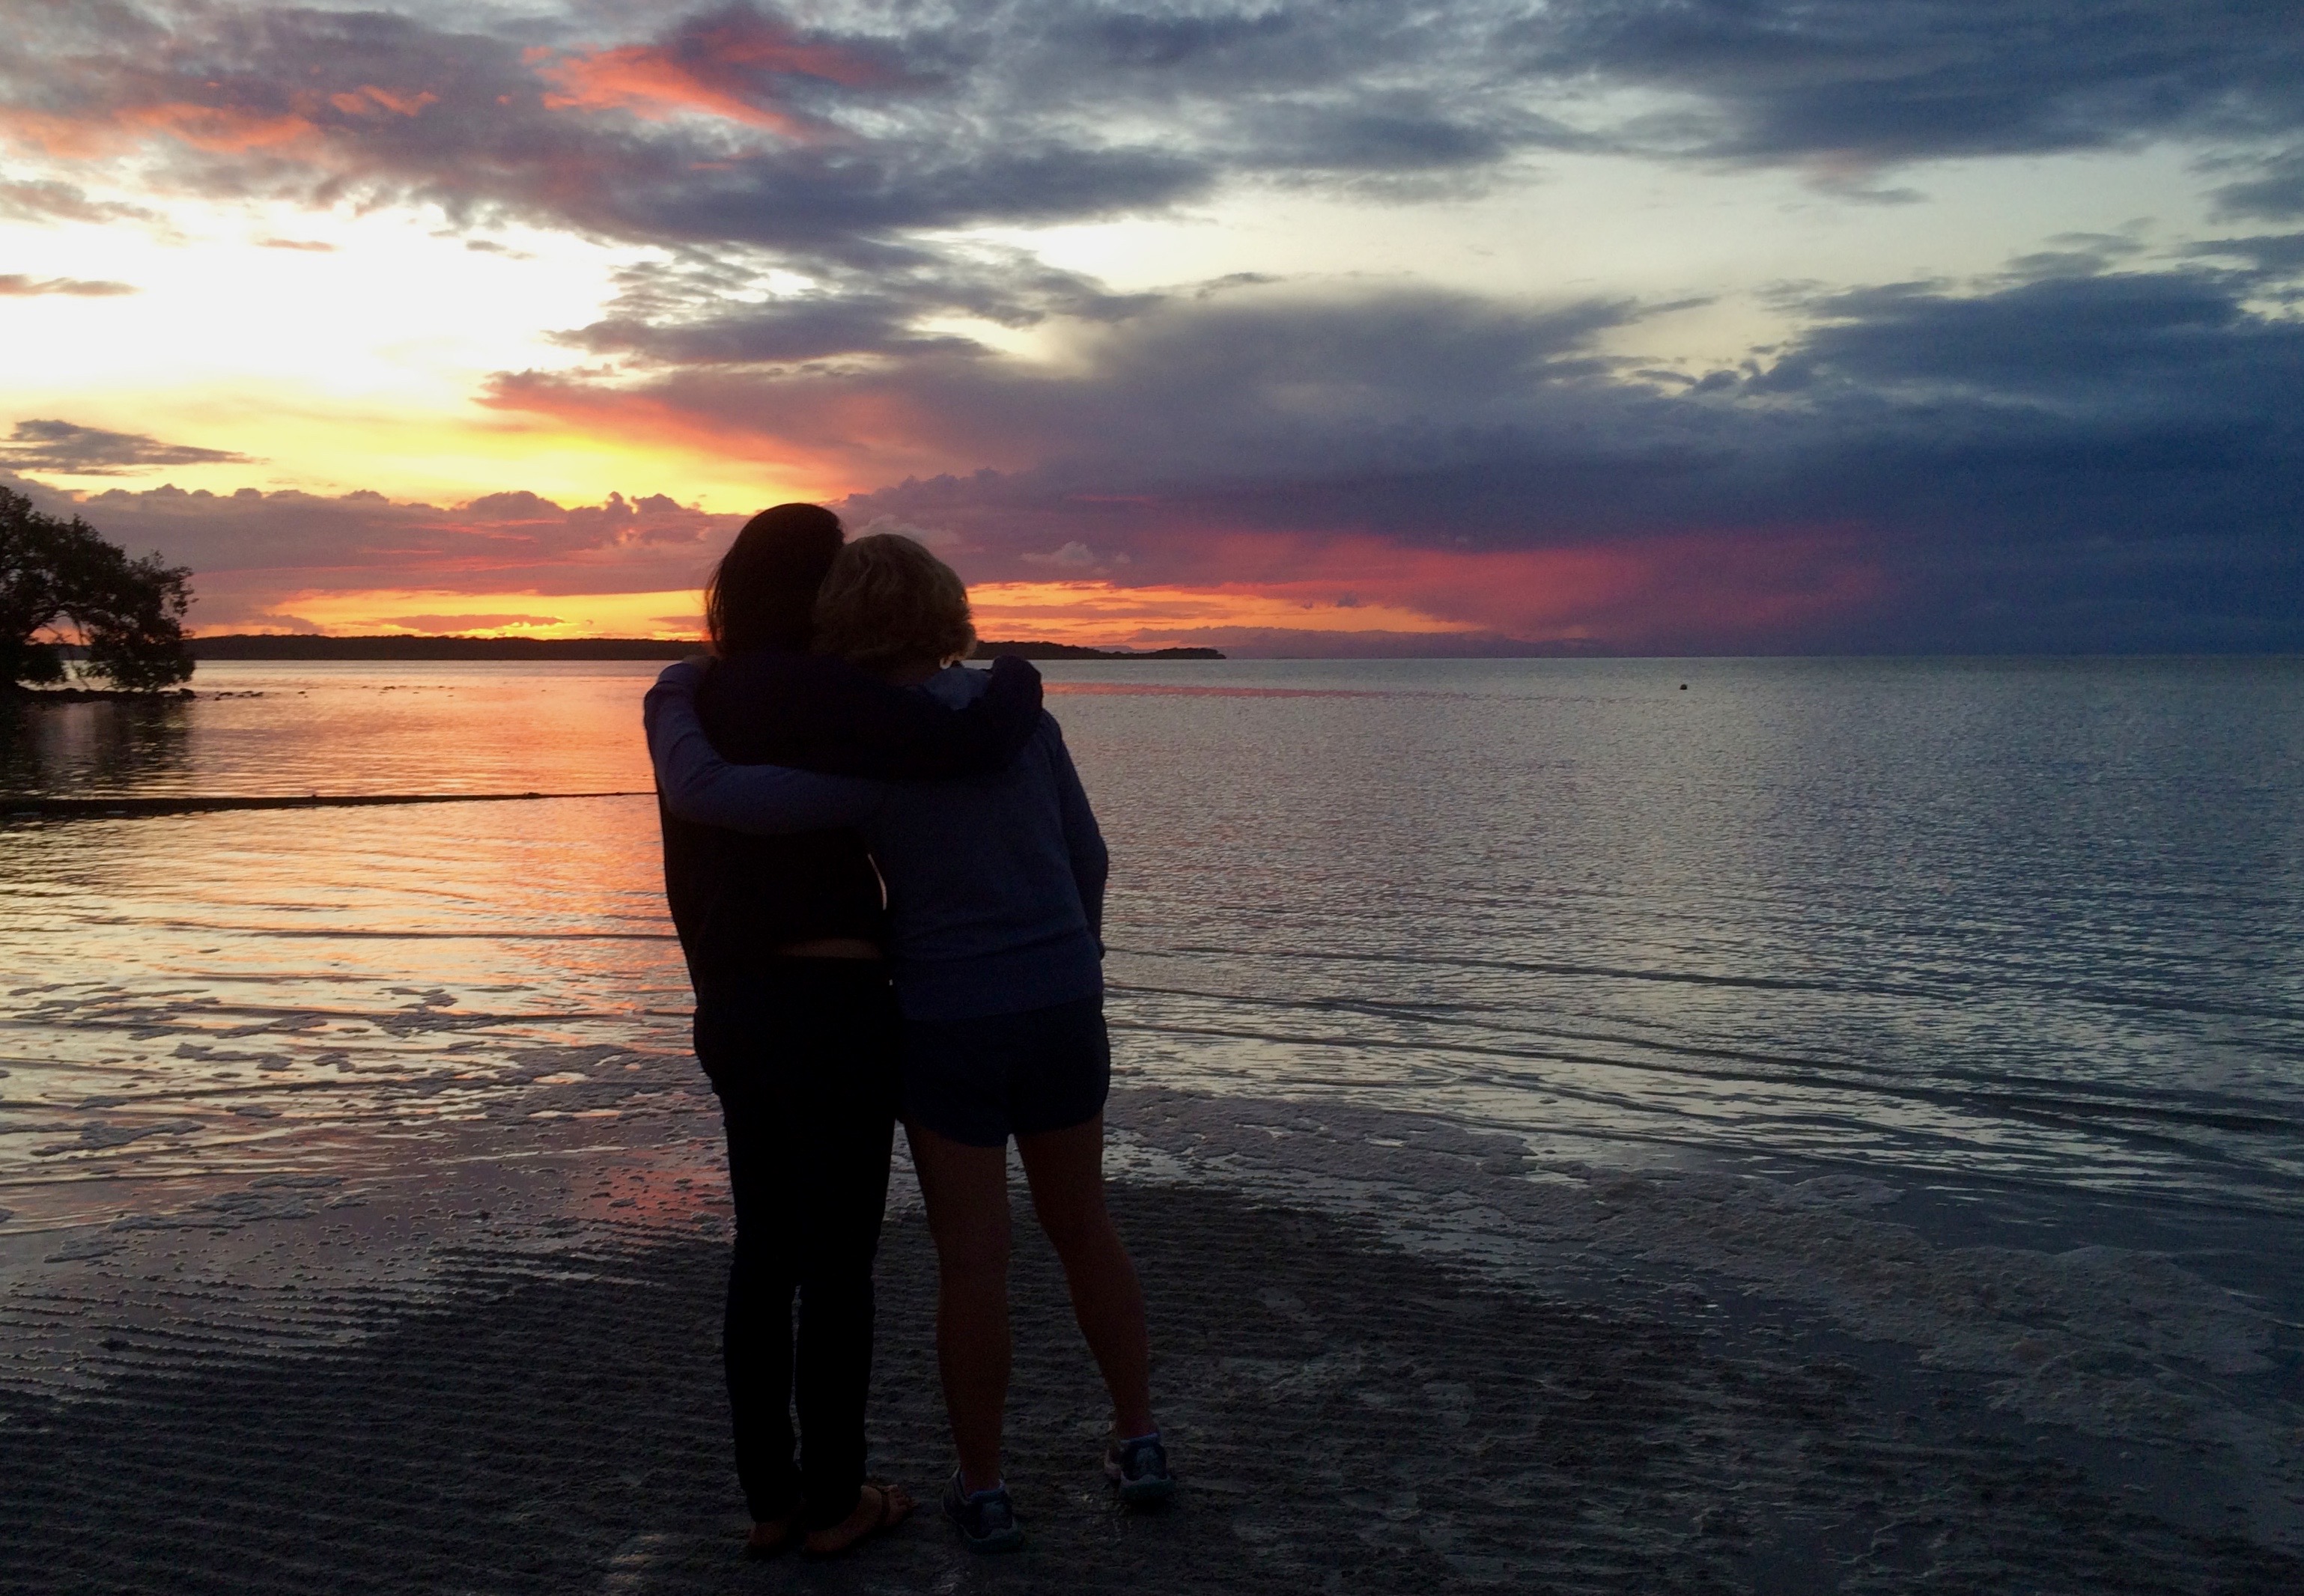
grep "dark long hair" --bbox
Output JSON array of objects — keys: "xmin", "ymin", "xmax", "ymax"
[{"xmin": 704, "ymin": 503, "xmax": 845, "ymax": 655}]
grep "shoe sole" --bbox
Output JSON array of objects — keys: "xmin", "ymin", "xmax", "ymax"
[
  {"xmin": 945, "ymin": 1498, "xmax": 1026, "ymax": 1554},
  {"xmin": 1115, "ymin": 1474, "xmax": 1176, "ymax": 1505}
]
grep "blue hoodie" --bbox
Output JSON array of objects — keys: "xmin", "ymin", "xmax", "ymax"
[{"xmin": 645, "ymin": 658, "xmax": 1107, "ymax": 1022}]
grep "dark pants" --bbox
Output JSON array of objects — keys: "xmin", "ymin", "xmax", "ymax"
[{"xmin": 693, "ymin": 960, "xmax": 900, "ymax": 1532}]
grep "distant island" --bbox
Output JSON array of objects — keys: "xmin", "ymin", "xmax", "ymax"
[{"xmin": 186, "ymin": 634, "xmax": 1222, "ymax": 661}]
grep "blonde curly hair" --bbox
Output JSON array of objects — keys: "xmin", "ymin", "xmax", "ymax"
[{"xmin": 809, "ymin": 532, "xmax": 977, "ymax": 674}]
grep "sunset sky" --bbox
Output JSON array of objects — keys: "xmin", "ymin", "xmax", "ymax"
[{"xmin": 3, "ymin": 1, "xmax": 2300, "ymax": 652}]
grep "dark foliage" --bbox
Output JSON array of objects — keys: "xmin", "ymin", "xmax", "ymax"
[{"xmin": 1, "ymin": 486, "xmax": 193, "ymax": 691}]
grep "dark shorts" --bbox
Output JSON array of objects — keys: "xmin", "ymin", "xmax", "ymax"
[{"xmin": 900, "ymin": 995, "xmax": 1111, "ymax": 1148}]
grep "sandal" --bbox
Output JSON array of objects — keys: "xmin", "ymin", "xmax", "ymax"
[
  {"xmin": 803, "ymin": 1480, "xmax": 916, "ymax": 1558},
  {"xmin": 744, "ymin": 1510, "xmax": 801, "ymax": 1559}
]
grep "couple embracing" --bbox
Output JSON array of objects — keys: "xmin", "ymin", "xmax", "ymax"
[{"xmin": 642, "ymin": 503, "xmax": 1171, "ymax": 1558}]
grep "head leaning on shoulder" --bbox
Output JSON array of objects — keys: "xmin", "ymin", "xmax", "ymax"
[
  {"xmin": 811, "ymin": 533, "xmax": 977, "ymax": 684},
  {"xmin": 705, "ymin": 502, "xmax": 845, "ymax": 656}
]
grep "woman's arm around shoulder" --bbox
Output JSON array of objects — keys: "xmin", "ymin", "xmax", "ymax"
[
  {"xmin": 643, "ymin": 659, "xmax": 885, "ymax": 835},
  {"xmin": 709, "ymin": 653, "xmax": 1045, "ymax": 778}
]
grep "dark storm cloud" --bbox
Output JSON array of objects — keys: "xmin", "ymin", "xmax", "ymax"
[
  {"xmin": 0, "ymin": 419, "xmax": 248, "ymax": 473},
  {"xmin": 2211, "ymin": 146, "xmax": 2304, "ymax": 220},
  {"xmin": 503, "ymin": 262, "xmax": 2300, "ymax": 651},
  {"xmin": 490, "ymin": 285, "xmax": 1647, "ymax": 493},
  {"xmin": 1534, "ymin": 0, "xmax": 2304, "ymax": 163},
  {"xmin": 2186, "ymin": 232, "xmax": 2304, "ymax": 274}
]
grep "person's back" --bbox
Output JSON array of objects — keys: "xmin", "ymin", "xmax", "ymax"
[{"xmin": 863, "ymin": 664, "xmax": 1107, "ymax": 1023}]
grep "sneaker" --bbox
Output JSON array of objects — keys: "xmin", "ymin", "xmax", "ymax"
[
  {"xmin": 942, "ymin": 1469, "xmax": 1025, "ymax": 1553},
  {"xmin": 1104, "ymin": 1431, "xmax": 1176, "ymax": 1505}
]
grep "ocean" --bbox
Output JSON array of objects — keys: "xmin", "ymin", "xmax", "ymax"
[{"xmin": 2, "ymin": 656, "xmax": 2301, "ymax": 1389}]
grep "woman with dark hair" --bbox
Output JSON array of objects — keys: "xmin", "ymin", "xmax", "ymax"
[{"xmin": 653, "ymin": 504, "xmax": 1044, "ymax": 1559}]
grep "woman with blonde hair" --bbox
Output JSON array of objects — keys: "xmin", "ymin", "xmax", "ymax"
[{"xmin": 646, "ymin": 532, "xmax": 1172, "ymax": 1556}]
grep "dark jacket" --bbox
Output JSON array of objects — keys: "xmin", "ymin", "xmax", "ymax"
[{"xmin": 656, "ymin": 651, "xmax": 1042, "ymax": 1002}]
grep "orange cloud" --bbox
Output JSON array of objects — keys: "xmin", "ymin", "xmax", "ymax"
[
  {"xmin": 122, "ymin": 101, "xmax": 319, "ymax": 154},
  {"xmin": 327, "ymin": 85, "xmax": 439, "ymax": 119},
  {"xmin": 4, "ymin": 99, "xmax": 319, "ymax": 159},
  {"xmin": 530, "ymin": 20, "xmax": 878, "ymax": 137},
  {"xmin": 480, "ymin": 371, "xmax": 954, "ymax": 496},
  {"xmin": 527, "ymin": 16, "xmax": 888, "ymax": 136},
  {"xmin": 536, "ymin": 49, "xmax": 804, "ymax": 135}
]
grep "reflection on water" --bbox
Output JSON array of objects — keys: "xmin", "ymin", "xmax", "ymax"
[
  {"xmin": 3, "ymin": 656, "xmax": 2303, "ymax": 1350},
  {"xmin": 1, "ymin": 660, "xmax": 657, "ymax": 797},
  {"xmin": 0, "ymin": 693, "xmax": 195, "ymax": 797}
]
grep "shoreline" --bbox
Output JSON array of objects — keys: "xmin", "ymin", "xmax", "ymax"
[{"xmin": 2, "ymin": 1172, "xmax": 2294, "ymax": 1595}]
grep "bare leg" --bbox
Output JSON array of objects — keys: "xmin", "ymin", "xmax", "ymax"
[
  {"xmin": 1015, "ymin": 1116, "xmax": 1155, "ymax": 1437},
  {"xmin": 907, "ymin": 1124, "xmax": 1012, "ymax": 1493}
]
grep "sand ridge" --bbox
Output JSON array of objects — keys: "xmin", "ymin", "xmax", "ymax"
[{"xmin": 2, "ymin": 1179, "xmax": 2300, "ymax": 1595}]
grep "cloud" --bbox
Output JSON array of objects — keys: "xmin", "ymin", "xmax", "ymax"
[
  {"xmin": 1535, "ymin": 1, "xmax": 2304, "ymax": 165},
  {"xmin": 10, "ymin": 237, "xmax": 2300, "ymax": 653},
  {"xmin": 2212, "ymin": 144, "xmax": 2304, "ymax": 220},
  {"xmin": 381, "ymin": 612, "xmax": 562, "ymax": 632},
  {"xmin": 0, "ymin": 177, "xmax": 160, "ymax": 225},
  {"xmin": 1023, "ymin": 542, "xmax": 1104, "ymax": 568},
  {"xmin": 0, "ymin": 475, "xmax": 747, "ymax": 630},
  {"xmin": 5, "ymin": 1, "xmax": 2297, "ymax": 258},
  {"xmin": 0, "ymin": 418, "xmax": 247, "ymax": 472},
  {"xmin": 556, "ymin": 245, "xmax": 1159, "ymax": 365},
  {"xmin": 2186, "ymin": 231, "xmax": 2304, "ymax": 272},
  {"xmin": 0, "ymin": 273, "xmax": 135, "ymax": 296},
  {"xmin": 482, "ymin": 256, "xmax": 2304, "ymax": 652},
  {"xmin": 8, "ymin": 1, "xmax": 2300, "ymax": 396}
]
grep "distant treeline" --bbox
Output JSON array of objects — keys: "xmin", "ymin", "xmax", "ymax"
[
  {"xmin": 186, "ymin": 634, "xmax": 1223, "ymax": 662},
  {"xmin": 975, "ymin": 642, "xmax": 1224, "ymax": 660}
]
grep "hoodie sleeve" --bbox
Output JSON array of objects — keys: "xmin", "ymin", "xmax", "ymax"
[
  {"xmin": 643, "ymin": 659, "xmax": 884, "ymax": 834},
  {"xmin": 1045, "ymin": 713, "xmax": 1109, "ymax": 945}
]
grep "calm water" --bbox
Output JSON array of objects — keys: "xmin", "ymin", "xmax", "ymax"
[{"xmin": 2, "ymin": 657, "xmax": 2300, "ymax": 1287}]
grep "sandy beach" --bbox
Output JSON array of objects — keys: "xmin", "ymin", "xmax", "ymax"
[{"xmin": 4, "ymin": 1120, "xmax": 2298, "ymax": 1595}]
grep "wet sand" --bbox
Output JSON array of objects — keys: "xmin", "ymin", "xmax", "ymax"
[{"xmin": 3, "ymin": 1175, "xmax": 2297, "ymax": 1596}]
